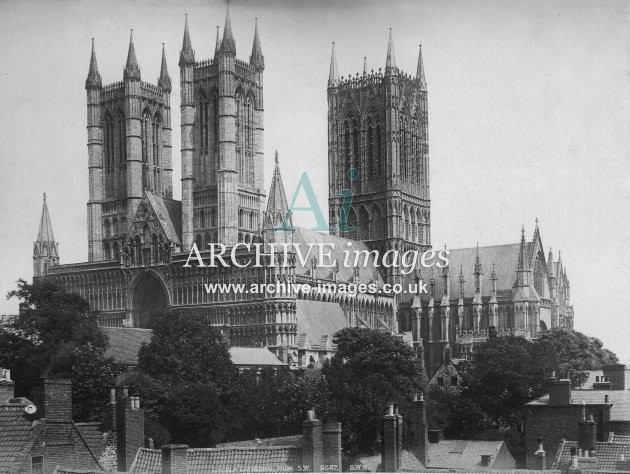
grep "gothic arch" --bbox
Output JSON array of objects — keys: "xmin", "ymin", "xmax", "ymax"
[{"xmin": 129, "ymin": 270, "xmax": 170, "ymax": 329}]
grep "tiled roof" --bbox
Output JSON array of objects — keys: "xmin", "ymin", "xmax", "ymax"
[
  {"xmin": 296, "ymin": 299, "xmax": 349, "ymax": 347},
  {"xmin": 75, "ymin": 422, "xmax": 109, "ymax": 459},
  {"xmin": 292, "ymin": 228, "xmax": 381, "ymax": 284},
  {"xmin": 554, "ymin": 440, "xmax": 630, "ymax": 471},
  {"xmin": 0, "ymin": 402, "xmax": 40, "ymax": 473},
  {"xmin": 103, "ymin": 327, "xmax": 152, "ymax": 366},
  {"xmin": 426, "ymin": 439, "xmax": 507, "ymax": 470},
  {"xmin": 527, "ymin": 389, "xmax": 630, "ymax": 421},
  {"xmin": 216, "ymin": 434, "xmax": 303, "ymax": 448},
  {"xmin": 130, "ymin": 446, "xmax": 302, "ymax": 473},
  {"xmin": 611, "ymin": 434, "xmax": 630, "ymax": 444},
  {"xmin": 355, "ymin": 449, "xmax": 425, "ymax": 472},
  {"xmin": 229, "ymin": 347, "xmax": 286, "ymax": 367}
]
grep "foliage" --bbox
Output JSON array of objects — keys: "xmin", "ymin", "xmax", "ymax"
[
  {"xmin": 317, "ymin": 327, "xmax": 424, "ymax": 452},
  {"xmin": 3, "ymin": 279, "xmax": 120, "ymax": 421}
]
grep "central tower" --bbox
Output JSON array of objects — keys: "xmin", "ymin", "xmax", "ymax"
[
  {"xmin": 179, "ymin": 8, "xmax": 265, "ymax": 251},
  {"xmin": 327, "ymin": 30, "xmax": 431, "ymax": 281}
]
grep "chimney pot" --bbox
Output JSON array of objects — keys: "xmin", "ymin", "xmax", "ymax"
[
  {"xmin": 122, "ymin": 386, "xmax": 129, "ymax": 398},
  {"xmin": 412, "ymin": 393, "xmax": 418, "ymax": 402},
  {"xmin": 307, "ymin": 409, "xmax": 316, "ymax": 421},
  {"xmin": 605, "ymin": 394, "xmax": 610, "ymax": 403},
  {"xmin": 109, "ymin": 388, "xmax": 116, "ymax": 404},
  {"xmin": 5, "ymin": 369, "xmax": 10, "ymax": 381},
  {"xmin": 388, "ymin": 404, "xmax": 394, "ymax": 416}
]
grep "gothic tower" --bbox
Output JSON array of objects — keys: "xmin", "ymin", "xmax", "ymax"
[
  {"xmin": 327, "ymin": 31, "xmax": 431, "ymax": 281},
  {"xmin": 179, "ymin": 8, "xmax": 265, "ymax": 252},
  {"xmin": 33, "ymin": 194, "xmax": 59, "ymax": 278},
  {"xmin": 85, "ymin": 35, "xmax": 173, "ymax": 262}
]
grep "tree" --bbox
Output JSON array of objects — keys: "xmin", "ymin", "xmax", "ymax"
[
  {"xmin": 135, "ymin": 310, "xmax": 242, "ymax": 447},
  {"xmin": 537, "ymin": 328, "xmax": 618, "ymax": 387},
  {"xmin": 317, "ymin": 328, "xmax": 424, "ymax": 452},
  {"xmin": 3, "ymin": 279, "xmax": 122, "ymax": 421}
]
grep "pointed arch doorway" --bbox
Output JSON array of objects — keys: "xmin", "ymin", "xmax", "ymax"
[{"xmin": 131, "ymin": 271, "xmax": 169, "ymax": 328}]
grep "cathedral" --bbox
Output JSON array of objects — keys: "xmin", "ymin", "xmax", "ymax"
[{"xmin": 32, "ymin": 7, "xmax": 573, "ymax": 373}]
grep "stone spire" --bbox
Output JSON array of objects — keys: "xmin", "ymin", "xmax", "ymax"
[
  {"xmin": 517, "ymin": 226, "xmax": 527, "ymax": 272},
  {"xmin": 85, "ymin": 38, "xmax": 102, "ymax": 88},
  {"xmin": 473, "ymin": 242, "xmax": 483, "ymax": 293},
  {"xmin": 490, "ymin": 262, "xmax": 498, "ymax": 297},
  {"xmin": 363, "ymin": 56, "xmax": 367, "ymax": 76},
  {"xmin": 158, "ymin": 43, "xmax": 172, "ymax": 91},
  {"xmin": 220, "ymin": 3, "xmax": 236, "ymax": 53},
  {"xmin": 547, "ymin": 247, "xmax": 555, "ymax": 277},
  {"xmin": 328, "ymin": 42, "xmax": 339, "ymax": 87},
  {"xmin": 385, "ymin": 28, "xmax": 397, "ymax": 72},
  {"xmin": 179, "ymin": 14, "xmax": 195, "ymax": 66},
  {"xmin": 214, "ymin": 26, "xmax": 221, "ymax": 56},
  {"xmin": 458, "ymin": 264, "xmax": 465, "ymax": 298},
  {"xmin": 250, "ymin": 18, "xmax": 264, "ymax": 71},
  {"xmin": 264, "ymin": 151, "xmax": 291, "ymax": 230},
  {"xmin": 33, "ymin": 193, "xmax": 59, "ymax": 277},
  {"xmin": 416, "ymin": 43, "xmax": 427, "ymax": 91},
  {"xmin": 124, "ymin": 30, "xmax": 141, "ymax": 80}
]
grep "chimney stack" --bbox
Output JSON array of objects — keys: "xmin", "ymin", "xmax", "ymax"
[
  {"xmin": 103, "ymin": 387, "xmax": 117, "ymax": 432},
  {"xmin": 0, "ymin": 368, "xmax": 15, "ymax": 403},
  {"xmin": 410, "ymin": 393, "xmax": 428, "ymax": 466},
  {"xmin": 43, "ymin": 379, "xmax": 72, "ymax": 422},
  {"xmin": 302, "ymin": 409, "xmax": 323, "ymax": 472},
  {"xmin": 162, "ymin": 444, "xmax": 189, "ymax": 474},
  {"xmin": 323, "ymin": 422, "xmax": 342, "ymax": 472},
  {"xmin": 577, "ymin": 412, "xmax": 597, "ymax": 457},
  {"xmin": 548, "ymin": 378, "xmax": 571, "ymax": 405},
  {"xmin": 603, "ymin": 364, "xmax": 626, "ymax": 390},
  {"xmin": 116, "ymin": 387, "xmax": 145, "ymax": 472},
  {"xmin": 382, "ymin": 404, "xmax": 400, "ymax": 472},
  {"xmin": 535, "ymin": 437, "xmax": 546, "ymax": 470}
]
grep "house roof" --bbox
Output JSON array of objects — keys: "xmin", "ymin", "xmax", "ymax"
[
  {"xmin": 130, "ymin": 446, "xmax": 302, "ymax": 473},
  {"xmin": 104, "ymin": 327, "xmax": 286, "ymax": 368},
  {"xmin": 554, "ymin": 440, "xmax": 630, "ymax": 471},
  {"xmin": 527, "ymin": 389, "xmax": 630, "ymax": 421},
  {"xmin": 0, "ymin": 401, "xmax": 40, "ymax": 473},
  {"xmin": 75, "ymin": 422, "xmax": 113, "ymax": 460},
  {"xmin": 296, "ymin": 299, "xmax": 349, "ymax": 348},
  {"xmin": 578, "ymin": 370, "xmax": 630, "ymax": 390},
  {"xmin": 216, "ymin": 434, "xmax": 302, "ymax": 449}
]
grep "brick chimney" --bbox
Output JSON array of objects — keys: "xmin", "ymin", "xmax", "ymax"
[
  {"xmin": 535, "ymin": 437, "xmax": 546, "ymax": 470},
  {"xmin": 116, "ymin": 388, "xmax": 145, "ymax": 472},
  {"xmin": 548, "ymin": 378, "xmax": 571, "ymax": 405},
  {"xmin": 43, "ymin": 378, "xmax": 72, "ymax": 422},
  {"xmin": 0, "ymin": 368, "xmax": 14, "ymax": 403},
  {"xmin": 162, "ymin": 444, "xmax": 189, "ymax": 474},
  {"xmin": 410, "ymin": 393, "xmax": 428, "ymax": 466},
  {"xmin": 302, "ymin": 409, "xmax": 323, "ymax": 472},
  {"xmin": 382, "ymin": 404, "xmax": 399, "ymax": 472},
  {"xmin": 577, "ymin": 411, "xmax": 597, "ymax": 457},
  {"xmin": 603, "ymin": 364, "xmax": 626, "ymax": 390},
  {"xmin": 323, "ymin": 422, "xmax": 342, "ymax": 472},
  {"xmin": 102, "ymin": 388, "xmax": 117, "ymax": 432}
]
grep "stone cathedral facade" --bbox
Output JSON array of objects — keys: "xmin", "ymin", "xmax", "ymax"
[{"xmin": 33, "ymin": 7, "xmax": 573, "ymax": 373}]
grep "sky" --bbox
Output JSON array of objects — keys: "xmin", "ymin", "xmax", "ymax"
[{"xmin": 0, "ymin": 0, "xmax": 629, "ymax": 359}]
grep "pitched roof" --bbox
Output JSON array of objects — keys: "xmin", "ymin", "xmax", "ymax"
[
  {"xmin": 75, "ymin": 422, "xmax": 111, "ymax": 459},
  {"xmin": 144, "ymin": 191, "xmax": 182, "ymax": 246},
  {"xmin": 0, "ymin": 402, "xmax": 40, "ymax": 473},
  {"xmin": 130, "ymin": 446, "xmax": 302, "ymax": 473},
  {"xmin": 296, "ymin": 299, "xmax": 349, "ymax": 348},
  {"xmin": 528, "ymin": 389, "xmax": 630, "ymax": 421},
  {"xmin": 292, "ymin": 228, "xmax": 381, "ymax": 285},
  {"xmin": 425, "ymin": 439, "xmax": 508, "ymax": 470},
  {"xmin": 35, "ymin": 193, "xmax": 58, "ymax": 256},
  {"xmin": 264, "ymin": 152, "xmax": 290, "ymax": 230},
  {"xmin": 577, "ymin": 369, "xmax": 630, "ymax": 390},
  {"xmin": 228, "ymin": 347, "xmax": 286, "ymax": 367},
  {"xmin": 554, "ymin": 440, "xmax": 630, "ymax": 471},
  {"xmin": 216, "ymin": 434, "xmax": 302, "ymax": 449}
]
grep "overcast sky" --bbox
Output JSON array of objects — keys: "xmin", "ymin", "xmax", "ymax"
[{"xmin": 1, "ymin": 0, "xmax": 629, "ymax": 360}]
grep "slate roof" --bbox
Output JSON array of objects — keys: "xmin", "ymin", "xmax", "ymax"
[
  {"xmin": 229, "ymin": 347, "xmax": 286, "ymax": 367},
  {"xmin": 145, "ymin": 191, "xmax": 182, "ymax": 245},
  {"xmin": 527, "ymin": 389, "xmax": 630, "ymax": 421},
  {"xmin": 553, "ymin": 440, "xmax": 630, "ymax": 471},
  {"xmin": 296, "ymin": 299, "xmax": 349, "ymax": 347},
  {"xmin": 292, "ymin": 228, "xmax": 381, "ymax": 284},
  {"xmin": 578, "ymin": 370, "xmax": 630, "ymax": 390},
  {"xmin": 130, "ymin": 446, "xmax": 302, "ymax": 473},
  {"xmin": 0, "ymin": 400, "xmax": 40, "ymax": 473},
  {"xmin": 104, "ymin": 327, "xmax": 286, "ymax": 368}
]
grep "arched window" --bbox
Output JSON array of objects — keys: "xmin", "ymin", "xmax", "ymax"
[
  {"xmin": 376, "ymin": 122, "xmax": 383, "ymax": 176},
  {"xmin": 399, "ymin": 114, "xmax": 407, "ymax": 181},
  {"xmin": 104, "ymin": 220, "xmax": 111, "ymax": 238},
  {"xmin": 141, "ymin": 110, "xmax": 154, "ymax": 190},
  {"xmin": 236, "ymin": 92, "xmax": 245, "ymax": 184},
  {"xmin": 113, "ymin": 241, "xmax": 120, "ymax": 261},
  {"xmin": 199, "ymin": 96, "xmax": 208, "ymax": 153},
  {"xmin": 200, "ymin": 211, "xmax": 206, "ymax": 229},
  {"xmin": 344, "ymin": 122, "xmax": 351, "ymax": 176},
  {"xmin": 104, "ymin": 242, "xmax": 111, "ymax": 260},
  {"xmin": 195, "ymin": 234, "xmax": 202, "ymax": 249},
  {"xmin": 352, "ymin": 120, "xmax": 359, "ymax": 173},
  {"xmin": 153, "ymin": 112, "xmax": 162, "ymax": 194},
  {"xmin": 367, "ymin": 119, "xmax": 374, "ymax": 178},
  {"xmin": 134, "ymin": 236, "xmax": 142, "ymax": 265}
]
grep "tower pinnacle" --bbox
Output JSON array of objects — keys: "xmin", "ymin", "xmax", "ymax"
[
  {"xmin": 85, "ymin": 38, "xmax": 102, "ymax": 88},
  {"xmin": 328, "ymin": 42, "xmax": 339, "ymax": 87},
  {"xmin": 33, "ymin": 193, "xmax": 59, "ymax": 278},
  {"xmin": 385, "ymin": 28, "xmax": 397, "ymax": 71},
  {"xmin": 158, "ymin": 43, "xmax": 172, "ymax": 91},
  {"xmin": 416, "ymin": 43, "xmax": 427, "ymax": 91},
  {"xmin": 124, "ymin": 30, "xmax": 141, "ymax": 80},
  {"xmin": 250, "ymin": 18, "xmax": 264, "ymax": 71},
  {"xmin": 215, "ymin": 26, "xmax": 221, "ymax": 56},
  {"xmin": 220, "ymin": 3, "xmax": 236, "ymax": 53},
  {"xmin": 179, "ymin": 14, "xmax": 195, "ymax": 66}
]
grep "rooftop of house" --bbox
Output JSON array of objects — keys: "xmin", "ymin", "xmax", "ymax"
[
  {"xmin": 527, "ymin": 389, "xmax": 630, "ymax": 422},
  {"xmin": 0, "ymin": 399, "xmax": 42, "ymax": 472},
  {"xmin": 577, "ymin": 369, "xmax": 630, "ymax": 390},
  {"xmin": 553, "ymin": 440, "xmax": 630, "ymax": 471},
  {"xmin": 129, "ymin": 445, "xmax": 302, "ymax": 473}
]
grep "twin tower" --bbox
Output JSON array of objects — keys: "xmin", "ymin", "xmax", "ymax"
[
  {"xmin": 82, "ymin": 6, "xmax": 431, "ymax": 267},
  {"xmin": 84, "ymin": 7, "xmax": 265, "ymax": 264}
]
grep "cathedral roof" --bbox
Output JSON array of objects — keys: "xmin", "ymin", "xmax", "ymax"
[
  {"xmin": 296, "ymin": 300, "xmax": 348, "ymax": 348},
  {"xmin": 143, "ymin": 191, "xmax": 182, "ymax": 246},
  {"xmin": 264, "ymin": 152, "xmax": 290, "ymax": 230}
]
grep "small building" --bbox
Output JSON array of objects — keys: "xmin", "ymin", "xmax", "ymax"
[{"xmin": 427, "ymin": 345, "xmax": 464, "ymax": 391}]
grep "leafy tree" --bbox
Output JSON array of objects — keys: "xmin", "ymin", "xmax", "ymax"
[
  {"xmin": 3, "ymin": 279, "xmax": 121, "ymax": 421},
  {"xmin": 317, "ymin": 328, "xmax": 424, "ymax": 452},
  {"xmin": 135, "ymin": 310, "xmax": 242, "ymax": 447}
]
